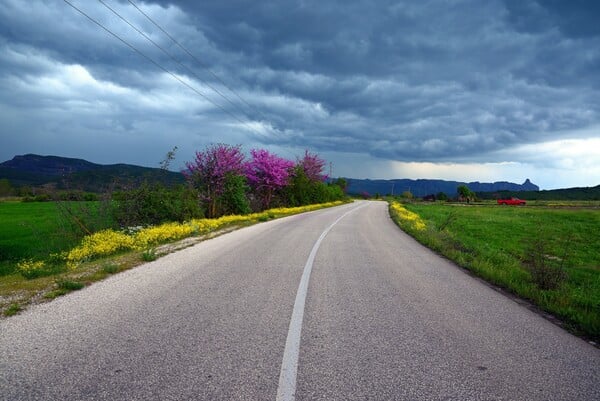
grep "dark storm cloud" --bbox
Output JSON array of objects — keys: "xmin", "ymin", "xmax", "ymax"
[
  {"xmin": 0, "ymin": 0, "xmax": 599, "ymax": 182},
  {"xmin": 145, "ymin": 0, "xmax": 599, "ymax": 159}
]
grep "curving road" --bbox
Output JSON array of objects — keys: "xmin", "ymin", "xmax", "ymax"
[{"xmin": 1, "ymin": 201, "xmax": 598, "ymax": 400}]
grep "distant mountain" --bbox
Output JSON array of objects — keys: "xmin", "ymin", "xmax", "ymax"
[
  {"xmin": 477, "ymin": 185, "xmax": 600, "ymax": 201},
  {"xmin": 0, "ymin": 154, "xmax": 185, "ymax": 192},
  {"xmin": 346, "ymin": 178, "xmax": 539, "ymax": 197},
  {"xmin": 0, "ymin": 154, "xmax": 101, "ymax": 176}
]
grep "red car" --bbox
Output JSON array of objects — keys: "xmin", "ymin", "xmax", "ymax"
[{"xmin": 497, "ymin": 197, "xmax": 526, "ymax": 205}]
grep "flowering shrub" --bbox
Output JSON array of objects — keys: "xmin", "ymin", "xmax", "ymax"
[
  {"xmin": 134, "ymin": 222, "xmax": 195, "ymax": 248},
  {"xmin": 298, "ymin": 150, "xmax": 327, "ymax": 182},
  {"xmin": 390, "ymin": 201, "xmax": 426, "ymax": 231},
  {"xmin": 66, "ymin": 230, "xmax": 136, "ymax": 268},
  {"xmin": 183, "ymin": 144, "xmax": 346, "ymax": 216},
  {"xmin": 17, "ymin": 259, "xmax": 47, "ymax": 278},
  {"xmin": 245, "ymin": 149, "xmax": 295, "ymax": 209},
  {"xmin": 183, "ymin": 144, "xmax": 246, "ymax": 218}
]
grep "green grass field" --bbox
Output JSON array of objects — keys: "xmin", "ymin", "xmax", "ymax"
[
  {"xmin": 392, "ymin": 201, "xmax": 600, "ymax": 340},
  {"xmin": 0, "ymin": 201, "xmax": 111, "ymax": 275},
  {"xmin": 0, "ymin": 202, "xmax": 65, "ymax": 274}
]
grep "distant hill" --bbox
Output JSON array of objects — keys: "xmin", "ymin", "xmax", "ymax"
[
  {"xmin": 476, "ymin": 185, "xmax": 600, "ymax": 201},
  {"xmin": 346, "ymin": 178, "xmax": 539, "ymax": 198},
  {"xmin": 0, "ymin": 154, "xmax": 185, "ymax": 192}
]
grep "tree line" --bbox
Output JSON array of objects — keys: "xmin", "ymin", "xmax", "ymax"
[{"xmin": 113, "ymin": 144, "xmax": 347, "ymax": 226}]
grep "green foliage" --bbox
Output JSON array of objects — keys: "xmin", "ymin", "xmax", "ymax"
[
  {"xmin": 17, "ymin": 259, "xmax": 64, "ymax": 279},
  {"xmin": 55, "ymin": 197, "xmax": 115, "ymax": 238},
  {"xmin": 437, "ymin": 210, "xmax": 457, "ymax": 231},
  {"xmin": 57, "ymin": 280, "xmax": 85, "ymax": 291},
  {"xmin": 102, "ymin": 263, "xmax": 120, "ymax": 274},
  {"xmin": 4, "ymin": 303, "xmax": 21, "ymax": 316},
  {"xmin": 523, "ymin": 236, "xmax": 569, "ymax": 290},
  {"xmin": 284, "ymin": 166, "xmax": 312, "ymax": 206},
  {"xmin": 44, "ymin": 280, "xmax": 85, "ymax": 299},
  {"xmin": 56, "ymin": 191, "xmax": 99, "ymax": 202},
  {"xmin": 457, "ymin": 185, "xmax": 475, "ymax": 201},
  {"xmin": 142, "ymin": 248, "xmax": 158, "ymax": 261},
  {"xmin": 401, "ymin": 190, "xmax": 413, "ymax": 199},
  {"xmin": 23, "ymin": 194, "xmax": 52, "ymax": 202},
  {"xmin": 283, "ymin": 167, "xmax": 345, "ymax": 206},
  {"xmin": 436, "ymin": 192, "xmax": 449, "ymax": 201},
  {"xmin": 0, "ymin": 202, "xmax": 87, "ymax": 275},
  {"xmin": 333, "ymin": 177, "xmax": 348, "ymax": 193},
  {"xmin": 112, "ymin": 183, "xmax": 202, "ymax": 227},
  {"xmin": 219, "ymin": 173, "xmax": 251, "ymax": 215},
  {"xmin": 0, "ymin": 179, "xmax": 14, "ymax": 196}
]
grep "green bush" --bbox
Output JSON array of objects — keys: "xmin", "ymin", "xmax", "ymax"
[
  {"xmin": 112, "ymin": 183, "xmax": 202, "ymax": 227},
  {"xmin": 283, "ymin": 167, "xmax": 345, "ymax": 206},
  {"xmin": 219, "ymin": 173, "xmax": 251, "ymax": 215}
]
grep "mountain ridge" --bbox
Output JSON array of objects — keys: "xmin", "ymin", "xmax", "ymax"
[
  {"xmin": 0, "ymin": 154, "xmax": 184, "ymax": 191},
  {"xmin": 345, "ymin": 177, "xmax": 539, "ymax": 197},
  {"xmin": 0, "ymin": 153, "xmax": 540, "ymax": 196}
]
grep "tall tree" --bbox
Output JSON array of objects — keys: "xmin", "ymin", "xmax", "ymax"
[
  {"xmin": 184, "ymin": 144, "xmax": 246, "ymax": 217},
  {"xmin": 457, "ymin": 185, "xmax": 475, "ymax": 203},
  {"xmin": 245, "ymin": 149, "xmax": 294, "ymax": 209},
  {"xmin": 298, "ymin": 150, "xmax": 327, "ymax": 182}
]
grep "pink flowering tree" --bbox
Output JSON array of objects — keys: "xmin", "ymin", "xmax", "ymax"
[
  {"xmin": 298, "ymin": 150, "xmax": 327, "ymax": 182},
  {"xmin": 184, "ymin": 144, "xmax": 246, "ymax": 217},
  {"xmin": 245, "ymin": 149, "xmax": 294, "ymax": 209}
]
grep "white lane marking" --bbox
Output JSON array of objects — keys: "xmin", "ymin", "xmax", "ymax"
[{"xmin": 276, "ymin": 202, "xmax": 367, "ymax": 401}]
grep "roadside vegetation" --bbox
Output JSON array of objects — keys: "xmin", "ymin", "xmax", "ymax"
[
  {"xmin": 0, "ymin": 200, "xmax": 346, "ymax": 317},
  {"xmin": 388, "ymin": 199, "xmax": 600, "ymax": 341},
  {"xmin": 1, "ymin": 145, "xmax": 348, "ymax": 316}
]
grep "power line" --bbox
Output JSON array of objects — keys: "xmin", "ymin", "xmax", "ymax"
[
  {"xmin": 124, "ymin": 0, "xmax": 298, "ymax": 159},
  {"xmin": 97, "ymin": 0, "xmax": 256, "ymax": 128},
  {"xmin": 63, "ymin": 0, "xmax": 254, "ymax": 128},
  {"xmin": 126, "ymin": 0, "xmax": 271, "ymax": 124},
  {"xmin": 64, "ymin": 0, "xmax": 297, "ymax": 160}
]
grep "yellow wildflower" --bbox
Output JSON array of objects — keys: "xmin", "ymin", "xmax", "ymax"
[{"xmin": 390, "ymin": 201, "xmax": 426, "ymax": 231}]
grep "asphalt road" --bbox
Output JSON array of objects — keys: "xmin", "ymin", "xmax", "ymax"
[{"xmin": 1, "ymin": 201, "xmax": 598, "ymax": 400}]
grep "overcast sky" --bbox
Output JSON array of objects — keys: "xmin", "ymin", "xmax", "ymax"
[{"xmin": 1, "ymin": 0, "xmax": 599, "ymax": 189}]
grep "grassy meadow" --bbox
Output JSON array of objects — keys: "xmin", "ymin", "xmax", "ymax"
[
  {"xmin": 389, "ymin": 200, "xmax": 600, "ymax": 341},
  {"xmin": 0, "ymin": 201, "xmax": 111, "ymax": 275},
  {"xmin": 0, "ymin": 202, "xmax": 74, "ymax": 275}
]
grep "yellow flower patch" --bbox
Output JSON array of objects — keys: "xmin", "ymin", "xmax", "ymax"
[
  {"xmin": 134, "ymin": 222, "xmax": 195, "ymax": 248},
  {"xmin": 66, "ymin": 229, "xmax": 136, "ymax": 268},
  {"xmin": 17, "ymin": 259, "xmax": 46, "ymax": 275},
  {"xmin": 390, "ymin": 201, "xmax": 426, "ymax": 231}
]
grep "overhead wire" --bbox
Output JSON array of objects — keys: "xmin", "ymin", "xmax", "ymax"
[
  {"xmin": 63, "ymin": 0, "xmax": 257, "ymax": 130},
  {"xmin": 65, "ymin": 0, "xmax": 298, "ymax": 159},
  {"xmin": 126, "ymin": 0, "xmax": 272, "ymax": 124},
  {"xmin": 96, "ymin": 0, "xmax": 256, "ymax": 129}
]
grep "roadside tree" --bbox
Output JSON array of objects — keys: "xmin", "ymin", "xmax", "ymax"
[
  {"xmin": 245, "ymin": 149, "xmax": 294, "ymax": 209},
  {"xmin": 184, "ymin": 144, "xmax": 246, "ymax": 218},
  {"xmin": 457, "ymin": 185, "xmax": 475, "ymax": 203}
]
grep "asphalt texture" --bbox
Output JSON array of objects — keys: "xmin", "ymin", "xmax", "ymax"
[{"xmin": 1, "ymin": 201, "xmax": 598, "ymax": 400}]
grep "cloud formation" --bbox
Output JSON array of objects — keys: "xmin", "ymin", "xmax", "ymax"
[{"xmin": 0, "ymin": 0, "xmax": 598, "ymax": 188}]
